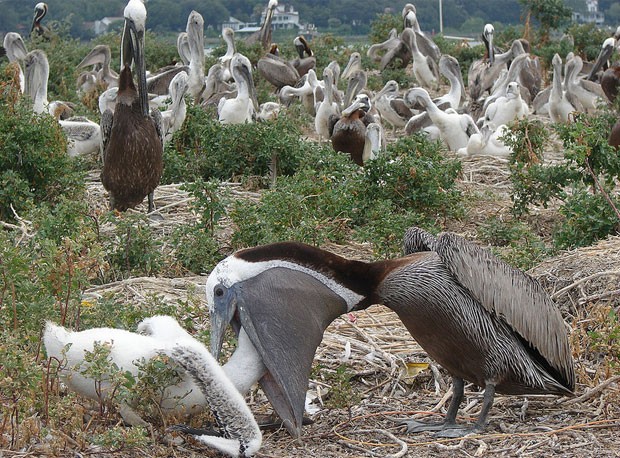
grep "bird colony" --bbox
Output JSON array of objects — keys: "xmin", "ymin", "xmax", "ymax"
[{"xmin": 6, "ymin": 0, "xmax": 620, "ymax": 456}]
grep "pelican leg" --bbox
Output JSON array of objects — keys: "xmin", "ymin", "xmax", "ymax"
[
  {"xmin": 398, "ymin": 377, "xmax": 465, "ymax": 433},
  {"xmin": 147, "ymin": 191, "xmax": 155, "ymax": 213},
  {"xmin": 434, "ymin": 381, "xmax": 496, "ymax": 438}
]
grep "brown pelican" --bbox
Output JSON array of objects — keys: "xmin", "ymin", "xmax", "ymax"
[
  {"xmin": 185, "ymin": 10, "xmax": 205, "ymax": 102},
  {"xmin": 44, "ymin": 316, "xmax": 263, "ymax": 457},
  {"xmin": 435, "ymin": 54, "xmax": 466, "ymax": 109},
  {"xmin": 31, "ymin": 2, "xmax": 50, "ymax": 38},
  {"xmin": 314, "ymin": 67, "xmax": 340, "ymax": 143},
  {"xmin": 549, "ymin": 54, "xmax": 578, "ymax": 123},
  {"xmin": 401, "ymin": 28, "xmax": 438, "ymax": 91},
  {"xmin": 206, "ymin": 228, "xmax": 574, "ymax": 438},
  {"xmin": 257, "ymin": 44, "xmax": 300, "ymax": 90},
  {"xmin": 218, "ymin": 53, "xmax": 259, "ymax": 124},
  {"xmin": 202, "ymin": 63, "xmax": 235, "ymax": 107},
  {"xmin": 481, "ymin": 81, "xmax": 529, "ymax": 130},
  {"xmin": 341, "ymin": 52, "xmax": 367, "ymax": 108},
  {"xmin": 77, "ymin": 45, "xmax": 119, "ymax": 89},
  {"xmin": 406, "ymin": 87, "xmax": 479, "ymax": 151},
  {"xmin": 402, "ymin": 3, "xmax": 441, "ymax": 64},
  {"xmin": 587, "ymin": 37, "xmax": 616, "ymax": 82},
  {"xmin": 280, "ymin": 68, "xmax": 321, "ymax": 115},
  {"xmin": 2, "ymin": 32, "xmax": 28, "ymax": 93},
  {"xmin": 610, "ymin": 119, "xmax": 620, "ymax": 149},
  {"xmin": 373, "ymin": 80, "xmax": 413, "ymax": 129},
  {"xmin": 246, "ymin": 0, "xmax": 278, "ymax": 50},
  {"xmin": 101, "ymin": 0, "xmax": 164, "ymax": 213},
  {"xmin": 291, "ymin": 36, "xmax": 316, "ymax": 77},
  {"xmin": 330, "ymin": 94, "xmax": 377, "ymax": 166},
  {"xmin": 601, "ymin": 65, "xmax": 620, "ymax": 104}
]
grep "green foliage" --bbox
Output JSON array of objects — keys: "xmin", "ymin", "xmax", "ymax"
[
  {"xmin": 586, "ymin": 308, "xmax": 620, "ymax": 376},
  {"xmin": 231, "ymin": 135, "xmax": 462, "ymax": 257},
  {"xmin": 478, "ymin": 216, "xmax": 550, "ymax": 270},
  {"xmin": 519, "ymin": 0, "xmax": 572, "ymax": 40},
  {"xmin": 0, "ymin": 69, "xmax": 85, "ymax": 221},
  {"xmin": 318, "ymin": 364, "xmax": 361, "ymax": 409},
  {"xmin": 102, "ymin": 212, "xmax": 164, "ymax": 279},
  {"xmin": 163, "ymin": 107, "xmax": 310, "ymax": 184},
  {"xmin": 564, "ymin": 23, "xmax": 611, "ymax": 61},
  {"xmin": 506, "ymin": 113, "xmax": 620, "ymax": 249},
  {"xmin": 368, "ymin": 12, "xmax": 402, "ymax": 44}
]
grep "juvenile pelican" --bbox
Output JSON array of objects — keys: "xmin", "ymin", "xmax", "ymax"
[
  {"xmin": 161, "ymin": 71, "xmax": 189, "ymax": 142},
  {"xmin": 257, "ymin": 44, "xmax": 300, "ymax": 90},
  {"xmin": 402, "ymin": 3, "xmax": 441, "ymax": 64},
  {"xmin": 373, "ymin": 80, "xmax": 413, "ymax": 129},
  {"xmin": 482, "ymin": 81, "xmax": 529, "ymax": 130},
  {"xmin": 362, "ymin": 122, "xmax": 386, "ymax": 163},
  {"xmin": 565, "ymin": 55, "xmax": 604, "ymax": 112},
  {"xmin": 101, "ymin": 0, "xmax": 164, "ymax": 212},
  {"xmin": 314, "ymin": 67, "xmax": 340, "ymax": 143},
  {"xmin": 206, "ymin": 228, "xmax": 574, "ymax": 438},
  {"xmin": 219, "ymin": 27, "xmax": 237, "ymax": 82},
  {"xmin": 341, "ymin": 52, "xmax": 367, "ymax": 108},
  {"xmin": 77, "ymin": 45, "xmax": 119, "ymax": 89},
  {"xmin": 406, "ymin": 87, "xmax": 479, "ymax": 151},
  {"xmin": 279, "ymin": 69, "xmax": 321, "ymax": 115},
  {"xmin": 457, "ymin": 124, "xmax": 513, "ymax": 158},
  {"xmin": 436, "ymin": 54, "xmax": 466, "ymax": 110},
  {"xmin": 549, "ymin": 54, "xmax": 578, "ymax": 123},
  {"xmin": 245, "ymin": 0, "xmax": 278, "ymax": 50},
  {"xmin": 401, "ymin": 28, "xmax": 438, "ymax": 90},
  {"xmin": 177, "ymin": 32, "xmax": 191, "ymax": 66},
  {"xmin": 185, "ymin": 10, "xmax": 205, "ymax": 102},
  {"xmin": 367, "ymin": 28, "xmax": 403, "ymax": 69},
  {"xmin": 2, "ymin": 32, "xmax": 28, "ymax": 92},
  {"xmin": 218, "ymin": 53, "xmax": 259, "ymax": 124}
]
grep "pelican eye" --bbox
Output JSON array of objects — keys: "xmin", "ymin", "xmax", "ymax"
[{"xmin": 214, "ymin": 286, "xmax": 225, "ymax": 297}]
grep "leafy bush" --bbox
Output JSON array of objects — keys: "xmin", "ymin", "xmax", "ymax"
[
  {"xmin": 506, "ymin": 113, "xmax": 620, "ymax": 249},
  {"xmin": 0, "ymin": 68, "xmax": 85, "ymax": 222},
  {"xmin": 163, "ymin": 107, "xmax": 311, "ymax": 184}
]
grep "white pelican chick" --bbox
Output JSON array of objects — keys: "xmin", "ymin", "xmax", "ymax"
[
  {"xmin": 482, "ymin": 81, "xmax": 528, "ymax": 130},
  {"xmin": 218, "ymin": 53, "xmax": 259, "ymax": 124},
  {"xmin": 549, "ymin": 53, "xmax": 578, "ymax": 123}
]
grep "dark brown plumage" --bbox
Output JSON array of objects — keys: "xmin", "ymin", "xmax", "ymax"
[
  {"xmin": 330, "ymin": 96, "xmax": 376, "ymax": 166},
  {"xmin": 101, "ymin": 65, "xmax": 163, "ymax": 212},
  {"xmin": 601, "ymin": 65, "xmax": 620, "ymax": 104}
]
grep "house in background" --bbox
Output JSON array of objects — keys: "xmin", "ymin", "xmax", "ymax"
[
  {"xmin": 572, "ymin": 0, "xmax": 605, "ymax": 26},
  {"xmin": 221, "ymin": 3, "xmax": 316, "ymax": 35}
]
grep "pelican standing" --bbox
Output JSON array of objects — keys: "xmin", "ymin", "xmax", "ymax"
[
  {"xmin": 341, "ymin": 52, "xmax": 367, "ymax": 108},
  {"xmin": 185, "ymin": 10, "xmax": 205, "ymax": 102},
  {"xmin": 219, "ymin": 27, "xmax": 237, "ymax": 82},
  {"xmin": 401, "ymin": 28, "xmax": 438, "ymax": 91},
  {"xmin": 373, "ymin": 80, "xmax": 413, "ymax": 129},
  {"xmin": 330, "ymin": 94, "xmax": 376, "ymax": 166},
  {"xmin": 2, "ymin": 32, "xmax": 28, "ymax": 93},
  {"xmin": 246, "ymin": 0, "xmax": 277, "ymax": 50},
  {"xmin": 314, "ymin": 67, "xmax": 339, "ymax": 143},
  {"xmin": 218, "ymin": 53, "xmax": 259, "ymax": 124},
  {"xmin": 549, "ymin": 54, "xmax": 578, "ymax": 123},
  {"xmin": 292, "ymin": 35, "xmax": 316, "ymax": 77},
  {"xmin": 31, "ymin": 2, "xmax": 50, "ymax": 38},
  {"xmin": 206, "ymin": 228, "xmax": 574, "ymax": 438},
  {"xmin": 402, "ymin": 3, "xmax": 441, "ymax": 64},
  {"xmin": 101, "ymin": 0, "xmax": 164, "ymax": 212}
]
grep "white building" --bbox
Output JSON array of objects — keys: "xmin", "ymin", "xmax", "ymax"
[
  {"xmin": 572, "ymin": 0, "xmax": 604, "ymax": 26},
  {"xmin": 222, "ymin": 3, "xmax": 311, "ymax": 33}
]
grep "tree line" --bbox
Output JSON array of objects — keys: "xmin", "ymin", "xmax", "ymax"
[{"xmin": 2, "ymin": 0, "xmax": 618, "ymax": 40}]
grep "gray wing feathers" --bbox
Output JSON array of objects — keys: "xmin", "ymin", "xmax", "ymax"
[
  {"xmin": 434, "ymin": 231, "xmax": 574, "ymax": 389},
  {"xmin": 403, "ymin": 226, "xmax": 437, "ymax": 254}
]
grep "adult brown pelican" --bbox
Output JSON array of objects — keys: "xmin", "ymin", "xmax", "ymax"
[
  {"xmin": 257, "ymin": 44, "xmax": 300, "ymax": 90},
  {"xmin": 77, "ymin": 45, "xmax": 119, "ymax": 89},
  {"xmin": 101, "ymin": 0, "xmax": 163, "ymax": 213},
  {"xmin": 330, "ymin": 94, "xmax": 377, "ymax": 166},
  {"xmin": 601, "ymin": 64, "xmax": 620, "ymax": 104},
  {"xmin": 2, "ymin": 32, "xmax": 28, "ymax": 92},
  {"xmin": 31, "ymin": 2, "xmax": 50, "ymax": 38},
  {"xmin": 292, "ymin": 35, "xmax": 316, "ymax": 77},
  {"xmin": 587, "ymin": 37, "xmax": 616, "ymax": 82},
  {"xmin": 206, "ymin": 227, "xmax": 574, "ymax": 438},
  {"xmin": 246, "ymin": 0, "xmax": 278, "ymax": 50}
]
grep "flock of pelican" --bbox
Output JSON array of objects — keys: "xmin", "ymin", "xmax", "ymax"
[
  {"xmin": 7, "ymin": 2, "xmax": 616, "ymax": 456},
  {"xmin": 3, "ymin": 1, "xmax": 619, "ymax": 209}
]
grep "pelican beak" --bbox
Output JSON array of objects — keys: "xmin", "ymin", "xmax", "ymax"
[
  {"xmin": 209, "ymin": 284, "xmax": 238, "ymax": 360},
  {"xmin": 122, "ymin": 17, "xmax": 149, "ymax": 116},
  {"xmin": 488, "ymin": 32, "xmax": 495, "ymax": 65},
  {"xmin": 587, "ymin": 40, "xmax": 615, "ymax": 81},
  {"xmin": 341, "ymin": 54, "xmax": 357, "ymax": 80},
  {"xmin": 342, "ymin": 98, "xmax": 365, "ymax": 117},
  {"xmin": 238, "ymin": 62, "xmax": 260, "ymax": 113},
  {"xmin": 78, "ymin": 47, "xmax": 104, "ymax": 69},
  {"xmin": 208, "ymin": 266, "xmax": 348, "ymax": 438}
]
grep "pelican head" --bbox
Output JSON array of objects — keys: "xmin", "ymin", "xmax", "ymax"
[
  {"xmin": 24, "ymin": 49, "xmax": 49, "ymax": 113},
  {"xmin": 176, "ymin": 32, "xmax": 190, "ymax": 65},
  {"xmin": 121, "ymin": 0, "xmax": 148, "ymax": 116},
  {"xmin": 77, "ymin": 44, "xmax": 112, "ymax": 69},
  {"xmin": 341, "ymin": 52, "xmax": 362, "ymax": 80},
  {"xmin": 587, "ymin": 37, "xmax": 616, "ymax": 81},
  {"xmin": 483, "ymin": 23, "xmax": 494, "ymax": 64},
  {"xmin": 31, "ymin": 2, "xmax": 48, "ymax": 34},
  {"xmin": 342, "ymin": 93, "xmax": 370, "ymax": 117},
  {"xmin": 506, "ymin": 81, "xmax": 520, "ymax": 98},
  {"xmin": 3, "ymin": 32, "xmax": 28, "ymax": 61}
]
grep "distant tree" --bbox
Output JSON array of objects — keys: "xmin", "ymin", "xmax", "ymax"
[{"xmin": 519, "ymin": 0, "xmax": 572, "ymax": 42}]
